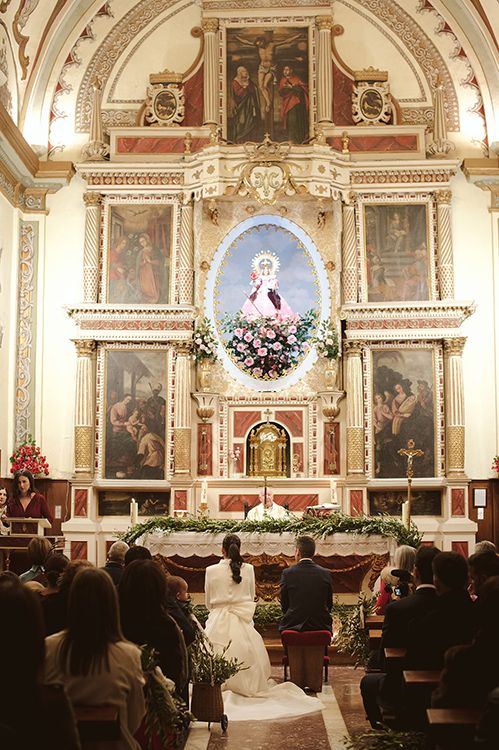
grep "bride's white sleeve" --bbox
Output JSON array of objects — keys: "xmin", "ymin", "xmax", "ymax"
[
  {"xmin": 205, "ymin": 567, "xmax": 213, "ymax": 610},
  {"xmin": 248, "ymin": 564, "xmax": 256, "ymax": 600}
]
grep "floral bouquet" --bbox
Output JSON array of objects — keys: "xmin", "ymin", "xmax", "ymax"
[
  {"xmin": 492, "ymin": 455, "xmax": 499, "ymax": 473},
  {"xmin": 221, "ymin": 309, "xmax": 317, "ymax": 380},
  {"xmin": 10, "ymin": 435, "xmax": 49, "ymax": 477},
  {"xmin": 311, "ymin": 319, "xmax": 340, "ymax": 360},
  {"xmin": 192, "ymin": 318, "xmax": 218, "ymax": 364}
]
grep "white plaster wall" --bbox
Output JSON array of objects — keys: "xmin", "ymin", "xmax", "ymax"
[
  {"xmin": 0, "ymin": 192, "xmax": 17, "ymax": 475},
  {"xmin": 451, "ymin": 170, "xmax": 497, "ymax": 478},
  {"xmin": 38, "ymin": 175, "xmax": 86, "ymax": 477}
]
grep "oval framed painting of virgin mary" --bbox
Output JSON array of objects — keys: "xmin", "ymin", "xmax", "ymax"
[{"xmin": 205, "ymin": 215, "xmax": 330, "ymax": 391}]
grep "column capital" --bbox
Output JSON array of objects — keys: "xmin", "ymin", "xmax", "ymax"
[
  {"xmin": 83, "ymin": 192, "xmax": 102, "ymax": 207},
  {"xmin": 344, "ymin": 340, "xmax": 365, "ymax": 356},
  {"xmin": 74, "ymin": 339, "xmax": 97, "ymax": 357},
  {"xmin": 176, "ymin": 342, "xmax": 193, "ymax": 358},
  {"xmin": 202, "ymin": 18, "xmax": 219, "ymax": 33},
  {"xmin": 434, "ymin": 189, "xmax": 452, "ymax": 204},
  {"xmin": 315, "ymin": 15, "xmax": 334, "ymax": 31},
  {"xmin": 443, "ymin": 337, "xmax": 465, "ymax": 356},
  {"xmin": 344, "ymin": 191, "xmax": 359, "ymax": 207}
]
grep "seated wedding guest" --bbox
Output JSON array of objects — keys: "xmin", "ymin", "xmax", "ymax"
[
  {"xmin": 19, "ymin": 536, "xmax": 53, "ymax": 583},
  {"xmin": 432, "ymin": 576, "xmax": 499, "ymax": 710},
  {"xmin": 474, "ymin": 686, "xmax": 499, "ymax": 749},
  {"xmin": 360, "ymin": 546, "xmax": 440, "ymax": 728},
  {"xmin": 102, "ymin": 540, "xmax": 129, "ymax": 586},
  {"xmin": 25, "ymin": 580, "xmax": 46, "ymax": 593},
  {"xmin": 120, "ymin": 560, "xmax": 189, "ymax": 701},
  {"xmin": 246, "ymin": 487, "xmax": 288, "ymax": 520},
  {"xmin": 39, "ymin": 553, "xmax": 70, "ymax": 634},
  {"xmin": 0, "ymin": 575, "xmax": 80, "ymax": 750},
  {"xmin": 45, "ymin": 567, "xmax": 145, "ymax": 750},
  {"xmin": 124, "ymin": 544, "xmax": 152, "ymax": 566},
  {"xmin": 405, "ymin": 551, "xmax": 476, "ymax": 671},
  {"xmin": 474, "ymin": 540, "xmax": 496, "ymax": 555},
  {"xmin": 468, "ymin": 550, "xmax": 499, "ymax": 600},
  {"xmin": 374, "ymin": 544, "xmax": 417, "ymax": 615},
  {"xmin": 279, "ymin": 535, "xmax": 333, "ymax": 632},
  {"xmin": 7, "ymin": 468, "xmax": 53, "ymax": 524},
  {"xmin": 42, "ymin": 560, "xmax": 94, "ymax": 637}
]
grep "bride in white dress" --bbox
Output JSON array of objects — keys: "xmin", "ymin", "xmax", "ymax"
[
  {"xmin": 204, "ymin": 533, "xmax": 270, "ymax": 696},
  {"xmin": 204, "ymin": 534, "xmax": 323, "ymax": 720}
]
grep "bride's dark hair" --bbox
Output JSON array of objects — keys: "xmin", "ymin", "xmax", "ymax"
[{"xmin": 222, "ymin": 534, "xmax": 243, "ymax": 584}]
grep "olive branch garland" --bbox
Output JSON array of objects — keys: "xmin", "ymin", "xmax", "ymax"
[{"xmin": 121, "ymin": 513, "xmax": 421, "ymax": 549}]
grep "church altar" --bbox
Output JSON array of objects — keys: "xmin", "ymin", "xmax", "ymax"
[{"xmin": 140, "ymin": 530, "xmax": 396, "ymax": 599}]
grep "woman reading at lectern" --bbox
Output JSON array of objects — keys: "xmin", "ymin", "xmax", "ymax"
[{"xmin": 7, "ymin": 469, "xmax": 53, "ymax": 524}]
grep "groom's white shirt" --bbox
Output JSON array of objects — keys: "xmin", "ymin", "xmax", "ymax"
[{"xmin": 246, "ymin": 501, "xmax": 288, "ymax": 521}]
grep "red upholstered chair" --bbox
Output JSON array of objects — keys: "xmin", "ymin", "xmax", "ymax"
[{"xmin": 281, "ymin": 630, "xmax": 332, "ymax": 693}]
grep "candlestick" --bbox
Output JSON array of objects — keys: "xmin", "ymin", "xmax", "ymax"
[{"xmin": 130, "ymin": 498, "xmax": 138, "ymax": 526}]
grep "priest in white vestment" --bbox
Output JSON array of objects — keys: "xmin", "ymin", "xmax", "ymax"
[{"xmin": 246, "ymin": 488, "xmax": 288, "ymax": 520}]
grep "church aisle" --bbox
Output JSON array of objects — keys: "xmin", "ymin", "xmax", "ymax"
[{"xmin": 185, "ymin": 666, "xmax": 352, "ymax": 750}]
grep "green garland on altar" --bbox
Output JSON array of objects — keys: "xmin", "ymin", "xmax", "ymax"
[{"xmin": 121, "ymin": 512, "xmax": 422, "ymax": 548}]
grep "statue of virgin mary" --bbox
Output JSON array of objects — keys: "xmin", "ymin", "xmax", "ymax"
[{"xmin": 241, "ymin": 251, "xmax": 294, "ymax": 320}]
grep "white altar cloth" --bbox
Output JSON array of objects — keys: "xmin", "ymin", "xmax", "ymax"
[{"xmin": 141, "ymin": 531, "xmax": 397, "ymax": 558}]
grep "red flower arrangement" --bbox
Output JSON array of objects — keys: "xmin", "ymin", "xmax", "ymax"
[
  {"xmin": 492, "ymin": 455, "xmax": 499, "ymax": 474},
  {"xmin": 10, "ymin": 435, "xmax": 50, "ymax": 477}
]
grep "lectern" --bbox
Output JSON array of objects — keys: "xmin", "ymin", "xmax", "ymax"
[{"xmin": 0, "ymin": 517, "xmax": 53, "ymax": 571}]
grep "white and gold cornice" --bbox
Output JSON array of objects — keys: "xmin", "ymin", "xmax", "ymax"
[
  {"xmin": 66, "ymin": 304, "xmax": 196, "ymax": 343},
  {"xmin": 342, "ymin": 301, "xmax": 475, "ymax": 341},
  {"xmin": 462, "ymin": 158, "xmax": 499, "ymax": 210},
  {"xmin": 0, "ymin": 103, "xmax": 74, "ymax": 212}
]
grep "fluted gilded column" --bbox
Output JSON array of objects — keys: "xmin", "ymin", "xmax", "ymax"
[
  {"xmin": 316, "ymin": 16, "xmax": 334, "ymax": 125},
  {"xmin": 435, "ymin": 190, "xmax": 455, "ymax": 299},
  {"xmin": 202, "ymin": 18, "xmax": 219, "ymax": 126},
  {"xmin": 444, "ymin": 338, "xmax": 466, "ymax": 475},
  {"xmin": 342, "ymin": 194, "xmax": 358, "ymax": 304},
  {"xmin": 178, "ymin": 200, "xmax": 194, "ymax": 305},
  {"xmin": 83, "ymin": 192, "xmax": 102, "ymax": 302},
  {"xmin": 345, "ymin": 341, "xmax": 364, "ymax": 474},
  {"xmin": 74, "ymin": 340, "xmax": 96, "ymax": 475},
  {"xmin": 174, "ymin": 346, "xmax": 192, "ymax": 474}
]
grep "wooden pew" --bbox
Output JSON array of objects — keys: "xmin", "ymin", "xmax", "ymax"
[
  {"xmin": 426, "ymin": 708, "xmax": 481, "ymax": 750},
  {"xmin": 368, "ymin": 629, "xmax": 382, "ymax": 647},
  {"xmin": 384, "ymin": 647, "xmax": 406, "ymax": 662},
  {"xmin": 365, "ymin": 615, "xmax": 384, "ymax": 630},
  {"xmin": 403, "ymin": 670, "xmax": 441, "ymax": 687},
  {"xmin": 74, "ymin": 706, "xmax": 120, "ymax": 742}
]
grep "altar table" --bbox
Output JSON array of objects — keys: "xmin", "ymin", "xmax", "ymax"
[{"xmin": 141, "ymin": 531, "xmax": 396, "ymax": 598}]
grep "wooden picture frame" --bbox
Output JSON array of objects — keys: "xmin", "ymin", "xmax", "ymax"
[{"xmin": 98, "ymin": 490, "xmax": 170, "ymax": 517}]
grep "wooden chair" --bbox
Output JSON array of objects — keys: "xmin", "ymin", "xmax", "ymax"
[
  {"xmin": 426, "ymin": 708, "xmax": 482, "ymax": 750},
  {"xmin": 74, "ymin": 705, "xmax": 120, "ymax": 742},
  {"xmin": 281, "ymin": 630, "xmax": 331, "ymax": 693}
]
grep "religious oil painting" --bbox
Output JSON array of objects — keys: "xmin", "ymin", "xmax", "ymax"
[
  {"xmin": 104, "ymin": 349, "xmax": 167, "ymax": 480},
  {"xmin": 369, "ymin": 489, "xmax": 441, "ymax": 517},
  {"xmin": 226, "ymin": 26, "xmax": 309, "ymax": 144},
  {"xmin": 372, "ymin": 348, "xmax": 435, "ymax": 479},
  {"xmin": 206, "ymin": 215, "xmax": 330, "ymax": 391},
  {"xmin": 364, "ymin": 204, "xmax": 430, "ymax": 302},
  {"xmin": 106, "ymin": 203, "xmax": 172, "ymax": 304},
  {"xmin": 98, "ymin": 491, "xmax": 170, "ymax": 517}
]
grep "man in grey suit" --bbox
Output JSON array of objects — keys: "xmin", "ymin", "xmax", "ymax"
[{"xmin": 279, "ymin": 535, "xmax": 333, "ymax": 632}]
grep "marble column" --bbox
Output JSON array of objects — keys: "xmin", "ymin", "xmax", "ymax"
[
  {"xmin": 345, "ymin": 341, "xmax": 364, "ymax": 474},
  {"xmin": 444, "ymin": 338, "xmax": 466, "ymax": 475},
  {"xmin": 202, "ymin": 18, "xmax": 219, "ymax": 127},
  {"xmin": 342, "ymin": 195, "xmax": 358, "ymax": 304},
  {"xmin": 178, "ymin": 200, "xmax": 194, "ymax": 305},
  {"xmin": 435, "ymin": 190, "xmax": 455, "ymax": 299},
  {"xmin": 174, "ymin": 346, "xmax": 192, "ymax": 474},
  {"xmin": 83, "ymin": 192, "xmax": 102, "ymax": 302},
  {"xmin": 315, "ymin": 16, "xmax": 334, "ymax": 125},
  {"xmin": 74, "ymin": 339, "xmax": 96, "ymax": 475}
]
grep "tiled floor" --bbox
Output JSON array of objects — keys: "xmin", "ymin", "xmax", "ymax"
[{"xmin": 183, "ymin": 664, "xmax": 368, "ymax": 750}]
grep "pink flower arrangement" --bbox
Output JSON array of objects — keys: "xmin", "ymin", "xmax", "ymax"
[
  {"xmin": 10, "ymin": 435, "xmax": 49, "ymax": 477},
  {"xmin": 492, "ymin": 456, "xmax": 499, "ymax": 473},
  {"xmin": 221, "ymin": 309, "xmax": 317, "ymax": 380}
]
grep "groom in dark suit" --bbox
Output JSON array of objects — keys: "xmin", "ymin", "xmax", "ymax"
[{"xmin": 279, "ymin": 535, "xmax": 333, "ymax": 632}]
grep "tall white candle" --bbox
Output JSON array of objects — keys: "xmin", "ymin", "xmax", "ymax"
[
  {"xmin": 130, "ymin": 498, "xmax": 138, "ymax": 526},
  {"xmin": 200, "ymin": 480, "xmax": 208, "ymax": 506},
  {"xmin": 329, "ymin": 479, "xmax": 337, "ymax": 505},
  {"xmin": 401, "ymin": 501, "xmax": 409, "ymax": 529}
]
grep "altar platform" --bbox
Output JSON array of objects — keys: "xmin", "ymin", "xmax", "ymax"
[{"xmin": 140, "ymin": 530, "xmax": 396, "ymax": 599}]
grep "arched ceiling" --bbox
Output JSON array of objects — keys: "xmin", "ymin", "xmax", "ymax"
[{"xmin": 0, "ymin": 0, "xmax": 497, "ymax": 159}]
